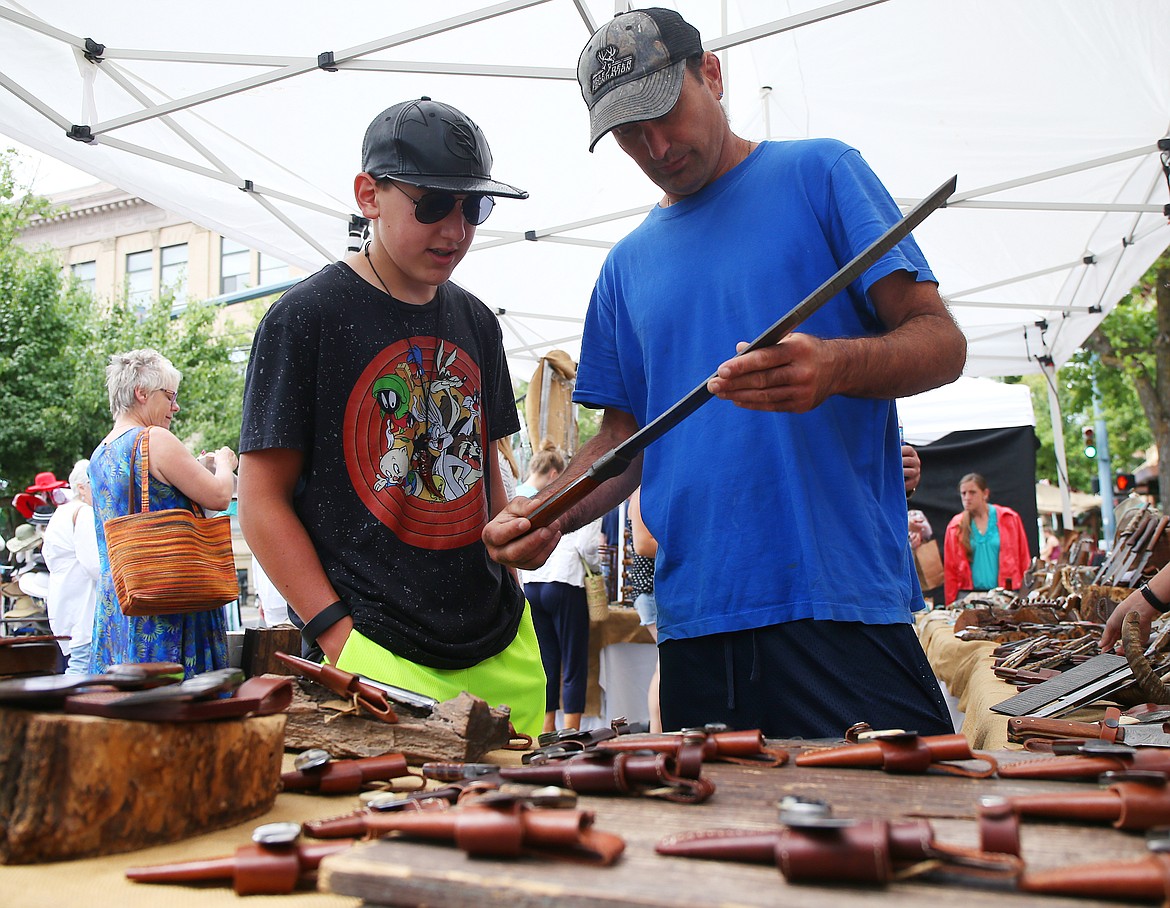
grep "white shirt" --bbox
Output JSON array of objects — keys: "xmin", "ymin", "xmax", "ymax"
[
  {"xmin": 41, "ymin": 499, "xmax": 100, "ymax": 653},
  {"xmin": 252, "ymin": 556, "xmax": 290, "ymax": 626},
  {"xmin": 522, "ymin": 518, "xmax": 602, "ymax": 588}
]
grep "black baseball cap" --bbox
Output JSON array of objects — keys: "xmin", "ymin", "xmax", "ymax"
[
  {"xmin": 577, "ymin": 8, "xmax": 704, "ymax": 152},
  {"xmin": 361, "ymin": 97, "xmax": 528, "ymax": 199}
]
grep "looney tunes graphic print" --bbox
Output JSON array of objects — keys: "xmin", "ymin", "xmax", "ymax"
[{"xmin": 345, "ymin": 335, "xmax": 486, "ymax": 550}]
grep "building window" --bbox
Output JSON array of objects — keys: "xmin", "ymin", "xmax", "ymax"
[
  {"xmin": 220, "ymin": 238, "xmax": 252, "ymax": 294},
  {"xmin": 71, "ymin": 260, "xmax": 96, "ymax": 295},
  {"xmin": 125, "ymin": 250, "xmax": 153, "ymax": 310},
  {"xmin": 258, "ymin": 252, "xmax": 290, "ymax": 287},
  {"xmin": 160, "ymin": 243, "xmax": 188, "ymax": 305}
]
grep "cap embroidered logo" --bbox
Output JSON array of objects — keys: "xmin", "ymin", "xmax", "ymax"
[{"xmin": 591, "ymin": 45, "xmax": 633, "ymax": 94}]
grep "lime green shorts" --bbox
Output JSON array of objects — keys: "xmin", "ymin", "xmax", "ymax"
[{"xmin": 334, "ymin": 604, "xmax": 546, "ymax": 740}]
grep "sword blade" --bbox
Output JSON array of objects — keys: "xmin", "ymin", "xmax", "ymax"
[{"xmin": 527, "ymin": 174, "xmax": 958, "ymax": 528}]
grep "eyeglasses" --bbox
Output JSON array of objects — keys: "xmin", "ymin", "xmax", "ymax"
[
  {"xmin": 391, "ymin": 181, "xmax": 494, "ymax": 226},
  {"xmin": 157, "ymin": 389, "xmax": 178, "ymax": 404}
]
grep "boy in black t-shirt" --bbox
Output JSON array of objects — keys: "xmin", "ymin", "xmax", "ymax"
[{"xmin": 238, "ymin": 98, "xmax": 545, "ymax": 737}]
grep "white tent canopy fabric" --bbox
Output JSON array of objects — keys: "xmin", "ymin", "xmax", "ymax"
[
  {"xmin": 1, "ymin": 0, "xmax": 1168, "ymax": 383},
  {"xmin": 898, "ymin": 377, "xmax": 1034, "ymax": 448}
]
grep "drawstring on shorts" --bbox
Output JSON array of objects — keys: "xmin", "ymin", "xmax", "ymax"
[{"xmin": 722, "ymin": 630, "xmax": 763, "ymax": 711}]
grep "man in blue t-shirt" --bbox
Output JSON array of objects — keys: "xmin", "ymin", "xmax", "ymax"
[{"xmin": 484, "ymin": 9, "xmax": 968, "ymax": 737}]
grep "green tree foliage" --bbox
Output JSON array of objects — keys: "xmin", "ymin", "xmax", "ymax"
[
  {"xmin": 1021, "ymin": 353, "xmax": 1152, "ymax": 495},
  {"xmin": 976, "ymin": 251, "xmax": 1169, "ymax": 503},
  {"xmin": 0, "ymin": 153, "xmax": 98, "ymax": 490},
  {"xmin": 1077, "ymin": 246, "xmax": 1170, "ymax": 506},
  {"xmin": 0, "ymin": 149, "xmax": 248, "ymax": 494}
]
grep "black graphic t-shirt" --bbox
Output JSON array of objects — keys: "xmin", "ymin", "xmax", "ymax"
[{"xmin": 240, "ymin": 262, "xmax": 523, "ymax": 669}]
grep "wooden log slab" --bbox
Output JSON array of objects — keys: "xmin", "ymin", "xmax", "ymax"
[
  {"xmin": 282, "ymin": 680, "xmax": 512, "ymax": 764},
  {"xmin": 0, "ymin": 708, "xmax": 285, "ymax": 864}
]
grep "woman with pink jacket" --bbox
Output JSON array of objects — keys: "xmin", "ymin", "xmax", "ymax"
[{"xmin": 943, "ymin": 473, "xmax": 1033, "ymax": 604}]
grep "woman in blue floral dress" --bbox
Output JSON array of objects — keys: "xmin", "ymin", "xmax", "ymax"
[{"xmin": 89, "ymin": 349, "xmax": 238, "ymax": 677}]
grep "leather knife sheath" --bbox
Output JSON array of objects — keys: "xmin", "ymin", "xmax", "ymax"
[
  {"xmin": 126, "ymin": 840, "xmax": 353, "ymax": 895},
  {"xmin": 281, "ymin": 753, "xmax": 419, "ymax": 794},
  {"xmin": 274, "ymin": 651, "xmax": 399, "ymax": 723},
  {"xmin": 1006, "ymin": 778, "xmax": 1170, "ymax": 830},
  {"xmin": 997, "ymin": 746, "xmax": 1170, "ymax": 781},
  {"xmin": 596, "ymin": 729, "xmax": 788, "ymax": 766},
  {"xmin": 425, "ymin": 749, "xmax": 716, "ymax": 803},
  {"xmin": 1020, "ymin": 852, "xmax": 1170, "ymax": 902},
  {"xmin": 794, "ymin": 733, "xmax": 996, "ymax": 777},
  {"xmin": 658, "ymin": 819, "xmax": 934, "ymax": 884},
  {"xmin": 658, "ymin": 818, "xmax": 1021, "ymax": 887},
  {"xmin": 504, "ymin": 749, "xmax": 714, "ymax": 803},
  {"xmin": 363, "ymin": 802, "xmax": 625, "ymax": 865}
]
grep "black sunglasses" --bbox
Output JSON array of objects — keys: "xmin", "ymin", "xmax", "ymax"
[{"xmin": 391, "ymin": 181, "xmax": 494, "ymax": 226}]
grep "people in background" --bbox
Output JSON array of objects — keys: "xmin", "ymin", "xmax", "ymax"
[
  {"xmin": 516, "ymin": 442, "xmax": 562, "ymax": 499},
  {"xmin": 942, "ymin": 472, "xmax": 1031, "ymax": 604},
  {"xmin": 89, "ymin": 349, "xmax": 237, "ymax": 676},
  {"xmin": 238, "ymin": 98, "xmax": 544, "ymax": 738},
  {"xmin": 41, "ymin": 459, "xmax": 100, "ymax": 674},
  {"xmin": 1041, "ymin": 527, "xmax": 1062, "ymax": 563},
  {"xmin": 627, "ymin": 487, "xmax": 661, "ymax": 733},
  {"xmin": 251, "ymin": 556, "xmax": 290, "ymax": 627},
  {"xmin": 497, "ymin": 438, "xmax": 521, "ymax": 505},
  {"xmin": 485, "ymin": 8, "xmax": 966, "ymax": 738},
  {"xmin": 903, "ymin": 443, "xmax": 922, "ymax": 497},
  {"xmin": 909, "ymin": 509, "xmax": 933, "ymax": 551},
  {"xmin": 518, "ymin": 440, "xmax": 599, "ymax": 732},
  {"xmin": 902, "ymin": 443, "xmax": 933, "ymax": 548}
]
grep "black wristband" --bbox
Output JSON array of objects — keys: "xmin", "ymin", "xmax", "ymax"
[
  {"xmin": 1139, "ymin": 583, "xmax": 1170, "ymax": 614},
  {"xmin": 301, "ymin": 599, "xmax": 351, "ymax": 646}
]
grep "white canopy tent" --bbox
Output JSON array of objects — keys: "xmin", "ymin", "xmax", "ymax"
[
  {"xmin": 899, "ymin": 377, "xmax": 1034, "ymax": 448},
  {"xmin": 1, "ymin": 0, "xmax": 1169, "ymax": 523}
]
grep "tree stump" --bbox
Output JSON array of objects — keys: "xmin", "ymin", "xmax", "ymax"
[
  {"xmin": 282, "ymin": 681, "xmax": 512, "ymax": 763},
  {"xmin": 0, "ymin": 708, "xmax": 285, "ymax": 864}
]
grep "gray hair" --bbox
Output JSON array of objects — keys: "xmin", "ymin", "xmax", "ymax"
[
  {"xmin": 106, "ymin": 348, "xmax": 181, "ymax": 418},
  {"xmin": 69, "ymin": 459, "xmax": 90, "ymax": 489}
]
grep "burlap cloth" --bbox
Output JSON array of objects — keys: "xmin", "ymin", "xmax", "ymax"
[
  {"xmin": 917, "ymin": 610, "xmax": 1113, "ymax": 752},
  {"xmin": 917, "ymin": 610, "xmax": 1018, "ymax": 750}
]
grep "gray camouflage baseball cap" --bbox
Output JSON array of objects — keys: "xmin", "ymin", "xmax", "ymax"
[{"xmin": 576, "ymin": 8, "xmax": 703, "ymax": 152}]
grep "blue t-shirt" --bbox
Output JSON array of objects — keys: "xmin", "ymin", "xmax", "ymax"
[{"xmin": 574, "ymin": 139, "xmax": 935, "ymax": 642}]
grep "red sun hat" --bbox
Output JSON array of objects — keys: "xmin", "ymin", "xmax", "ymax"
[{"xmin": 26, "ymin": 471, "xmax": 68, "ymax": 493}]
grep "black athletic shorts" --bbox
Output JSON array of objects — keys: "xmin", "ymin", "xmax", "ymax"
[{"xmin": 657, "ymin": 619, "xmax": 953, "ymax": 739}]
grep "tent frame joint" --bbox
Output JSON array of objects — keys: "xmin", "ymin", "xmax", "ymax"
[
  {"xmin": 66, "ymin": 124, "xmax": 94, "ymax": 144},
  {"xmin": 83, "ymin": 37, "xmax": 105, "ymax": 64}
]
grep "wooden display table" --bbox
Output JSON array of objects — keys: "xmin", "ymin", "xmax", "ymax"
[
  {"xmin": 322, "ymin": 747, "xmax": 1144, "ymax": 907},
  {"xmin": 0, "ymin": 742, "xmax": 1151, "ymax": 907}
]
